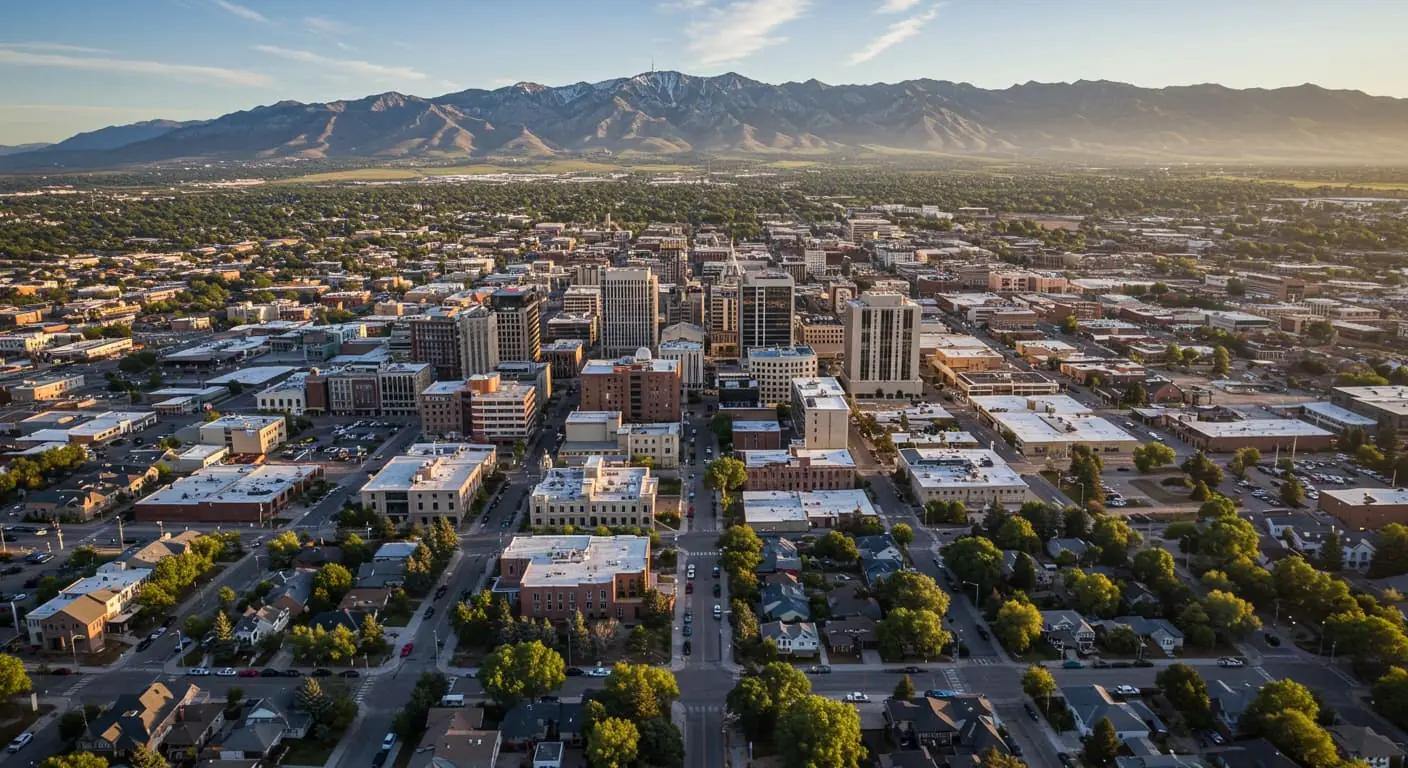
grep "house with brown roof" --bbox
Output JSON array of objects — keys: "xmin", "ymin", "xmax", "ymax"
[
  {"xmin": 78, "ymin": 682, "xmax": 200, "ymax": 759},
  {"xmin": 124, "ymin": 530, "xmax": 205, "ymax": 569},
  {"xmin": 408, "ymin": 708, "xmax": 501, "ymax": 768},
  {"xmin": 338, "ymin": 587, "xmax": 392, "ymax": 613},
  {"xmin": 41, "ymin": 593, "xmax": 109, "ymax": 653}
]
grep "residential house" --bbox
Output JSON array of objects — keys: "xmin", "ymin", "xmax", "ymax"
[
  {"xmin": 882, "ymin": 694, "xmax": 1008, "ymax": 753},
  {"xmin": 1040, "ymin": 610, "xmax": 1096, "ymax": 654},
  {"xmin": 499, "ymin": 700, "xmax": 584, "ymax": 751},
  {"xmin": 1329, "ymin": 726, "xmax": 1402, "ymax": 768},
  {"xmin": 243, "ymin": 695, "xmax": 312, "ymax": 741},
  {"xmin": 293, "ymin": 546, "xmax": 344, "ymax": 569},
  {"xmin": 25, "ymin": 487, "xmax": 115, "ymax": 521},
  {"xmin": 1117, "ymin": 736, "xmax": 1203, "ymax": 768},
  {"xmin": 232, "ymin": 605, "xmax": 290, "ymax": 646},
  {"xmin": 263, "ymin": 570, "xmax": 314, "ymax": 617},
  {"xmin": 410, "ymin": 708, "xmax": 501, "ymax": 768},
  {"xmin": 163, "ymin": 703, "xmax": 226, "ymax": 761},
  {"xmin": 124, "ymin": 531, "xmax": 206, "ymax": 569},
  {"xmin": 827, "ymin": 586, "xmax": 883, "ymax": 621},
  {"xmin": 757, "ymin": 538, "xmax": 802, "ymax": 575},
  {"xmin": 1102, "ymin": 616, "xmax": 1184, "ymax": 656},
  {"xmin": 760, "ymin": 574, "xmax": 810, "ymax": 623},
  {"xmin": 356, "ymin": 561, "xmax": 406, "ymax": 588},
  {"xmin": 79, "ymin": 683, "xmax": 200, "ymax": 759},
  {"xmin": 879, "ymin": 748, "xmax": 943, "ymax": 768},
  {"xmin": 1000, "ymin": 550, "xmax": 1051, "ymax": 586},
  {"xmin": 338, "ymin": 587, "xmax": 393, "ymax": 613},
  {"xmin": 373, "ymin": 541, "xmax": 421, "ymax": 562},
  {"xmin": 1062, "ymin": 685, "xmax": 1163, "ymax": 739},
  {"xmin": 824, "ymin": 616, "xmax": 880, "ymax": 656},
  {"xmin": 760, "ymin": 621, "xmax": 820, "ymax": 657},
  {"xmin": 1047, "ymin": 538, "xmax": 1089, "ymax": 561},
  {"xmin": 1211, "ymin": 680, "xmax": 1257, "ymax": 733},
  {"xmin": 309, "ymin": 609, "xmax": 367, "ymax": 634},
  {"xmin": 1212, "ymin": 739, "xmax": 1299, "ymax": 768}
]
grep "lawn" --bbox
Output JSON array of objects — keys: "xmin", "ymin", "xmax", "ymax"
[{"xmin": 280, "ymin": 736, "xmax": 339, "ymax": 766}]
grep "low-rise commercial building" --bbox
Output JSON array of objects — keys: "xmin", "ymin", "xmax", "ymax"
[
  {"xmin": 791, "ymin": 377, "xmax": 851, "ymax": 450},
  {"xmin": 255, "ymin": 374, "xmax": 309, "ymax": 416},
  {"xmin": 496, "ymin": 535, "xmax": 653, "ymax": 622},
  {"xmin": 25, "ymin": 564, "xmax": 150, "ymax": 652},
  {"xmin": 558, "ymin": 411, "xmax": 680, "ymax": 468},
  {"xmin": 528, "ymin": 456, "xmax": 658, "ymax": 529},
  {"xmin": 198, "ymin": 414, "xmax": 288, "ymax": 456},
  {"xmin": 954, "ymin": 370, "xmax": 1059, "ymax": 398},
  {"xmin": 360, "ymin": 443, "xmax": 497, "ymax": 527},
  {"xmin": 898, "ymin": 448, "xmax": 1030, "ymax": 508},
  {"xmin": 46, "ymin": 337, "xmax": 133, "ymax": 362},
  {"xmin": 4, "ymin": 373, "xmax": 85, "ymax": 403},
  {"xmin": 970, "ymin": 395, "xmax": 1140, "ymax": 458},
  {"xmin": 733, "ymin": 420, "xmax": 783, "ymax": 450},
  {"xmin": 1320, "ymin": 488, "xmax": 1408, "ymax": 531},
  {"xmin": 1329, "ymin": 386, "xmax": 1408, "ymax": 433},
  {"xmin": 742, "ymin": 489, "xmax": 879, "ymax": 534},
  {"xmin": 1164, "ymin": 414, "xmax": 1335, "ymax": 453},
  {"xmin": 741, "ymin": 447, "xmax": 857, "ymax": 491},
  {"xmin": 133, "ymin": 464, "xmax": 323, "ymax": 523}
]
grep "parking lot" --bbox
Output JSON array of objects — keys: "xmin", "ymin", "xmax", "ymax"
[{"xmin": 274, "ymin": 419, "xmax": 400, "ymax": 464}]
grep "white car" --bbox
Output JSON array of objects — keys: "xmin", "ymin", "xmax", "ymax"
[
  {"xmin": 1113, "ymin": 685, "xmax": 1140, "ymax": 696},
  {"xmin": 585, "ymin": 666, "xmax": 610, "ymax": 678},
  {"xmin": 7, "ymin": 733, "xmax": 33, "ymax": 753},
  {"xmin": 686, "ymin": 564, "xmax": 696, "ymax": 579},
  {"xmin": 1217, "ymin": 657, "xmax": 1246, "ymax": 667},
  {"xmin": 843, "ymin": 692, "xmax": 871, "ymax": 703},
  {"xmin": 188, "ymin": 667, "xmax": 211, "ymax": 676},
  {"xmin": 215, "ymin": 668, "xmax": 237, "ymax": 677}
]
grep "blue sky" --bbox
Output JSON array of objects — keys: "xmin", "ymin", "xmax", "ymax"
[{"xmin": 1, "ymin": 0, "xmax": 1404, "ymax": 144}]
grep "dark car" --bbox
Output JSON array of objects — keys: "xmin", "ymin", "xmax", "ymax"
[
  {"xmin": 50, "ymin": 667, "xmax": 73, "ymax": 676},
  {"xmin": 1133, "ymin": 659, "xmax": 1155, "ymax": 668},
  {"xmin": 136, "ymin": 638, "xmax": 153, "ymax": 652},
  {"xmin": 1058, "ymin": 754, "xmax": 1073, "ymax": 767},
  {"xmin": 339, "ymin": 670, "xmax": 361, "ymax": 678},
  {"xmin": 539, "ymin": 695, "xmax": 559, "ymax": 703},
  {"xmin": 1, "ymin": 566, "xmax": 21, "ymax": 575},
  {"xmin": 1265, "ymin": 633, "xmax": 1282, "ymax": 647},
  {"xmin": 1025, "ymin": 704, "xmax": 1038, "ymax": 721},
  {"xmin": 283, "ymin": 669, "xmax": 302, "ymax": 677},
  {"xmin": 424, "ymin": 606, "xmax": 435, "ymax": 619},
  {"xmin": 313, "ymin": 668, "xmax": 333, "ymax": 677},
  {"xmin": 683, "ymin": 640, "xmax": 692, "ymax": 656},
  {"xmin": 261, "ymin": 668, "xmax": 281, "ymax": 677},
  {"xmin": 975, "ymin": 627, "xmax": 990, "ymax": 641},
  {"xmin": 162, "ymin": 616, "xmax": 177, "ymax": 628},
  {"xmin": 901, "ymin": 665, "xmax": 923, "ymax": 673},
  {"xmin": 712, "ymin": 583, "xmax": 721, "ymax": 597},
  {"xmin": 372, "ymin": 751, "xmax": 388, "ymax": 768},
  {"xmin": 434, "ymin": 586, "xmax": 448, "ymax": 599},
  {"xmin": 566, "ymin": 667, "xmax": 584, "ymax": 677}
]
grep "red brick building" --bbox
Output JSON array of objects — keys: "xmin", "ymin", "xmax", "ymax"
[
  {"xmin": 497, "ymin": 535, "xmax": 656, "ymax": 623},
  {"xmin": 741, "ymin": 447, "xmax": 857, "ymax": 491},
  {"xmin": 733, "ymin": 421, "xmax": 783, "ymax": 450},
  {"xmin": 579, "ymin": 354, "xmax": 681, "ymax": 424}
]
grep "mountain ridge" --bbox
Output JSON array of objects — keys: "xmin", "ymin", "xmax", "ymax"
[{"xmin": 7, "ymin": 71, "xmax": 1408, "ymax": 169}]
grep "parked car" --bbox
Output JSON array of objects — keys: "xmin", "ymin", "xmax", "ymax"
[
  {"xmin": 586, "ymin": 665, "xmax": 609, "ymax": 678},
  {"xmin": 313, "ymin": 668, "xmax": 333, "ymax": 677},
  {"xmin": 843, "ymin": 692, "xmax": 871, "ymax": 703},
  {"xmin": 339, "ymin": 670, "xmax": 361, "ymax": 678},
  {"xmin": 381, "ymin": 734, "xmax": 396, "ymax": 751},
  {"xmin": 239, "ymin": 668, "xmax": 260, "ymax": 677},
  {"xmin": 188, "ymin": 667, "xmax": 211, "ymax": 676},
  {"xmin": 1025, "ymin": 704, "xmax": 1039, "ymax": 721},
  {"xmin": 683, "ymin": 640, "xmax": 692, "ymax": 656},
  {"xmin": 1113, "ymin": 685, "xmax": 1140, "ymax": 696},
  {"xmin": 1218, "ymin": 656, "xmax": 1246, "ymax": 667},
  {"xmin": 283, "ymin": 669, "xmax": 302, "ymax": 677},
  {"xmin": 808, "ymin": 665, "xmax": 832, "ymax": 674},
  {"xmin": 7, "ymin": 733, "xmax": 33, "ymax": 753},
  {"xmin": 566, "ymin": 667, "xmax": 584, "ymax": 677},
  {"xmin": 1264, "ymin": 633, "xmax": 1281, "ymax": 647},
  {"xmin": 215, "ymin": 668, "xmax": 237, "ymax": 677},
  {"xmin": 260, "ymin": 668, "xmax": 281, "ymax": 677},
  {"xmin": 401, "ymin": 642, "xmax": 414, "ymax": 657},
  {"xmin": 712, "ymin": 584, "xmax": 721, "ymax": 597},
  {"xmin": 1063, "ymin": 660, "xmax": 1084, "ymax": 669}
]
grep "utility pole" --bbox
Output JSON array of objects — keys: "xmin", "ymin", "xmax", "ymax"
[
  {"xmin": 117, "ymin": 516, "xmax": 125, "ymax": 547},
  {"xmin": 53, "ymin": 519, "xmax": 63, "ymax": 551}
]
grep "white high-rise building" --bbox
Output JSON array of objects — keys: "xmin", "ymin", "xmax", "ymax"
[
  {"xmin": 842, "ymin": 291, "xmax": 923, "ymax": 399},
  {"xmin": 659, "ymin": 340, "xmax": 705, "ymax": 391},
  {"xmin": 458, "ymin": 305, "xmax": 500, "ymax": 376},
  {"xmin": 601, "ymin": 267, "xmax": 659, "ymax": 357}
]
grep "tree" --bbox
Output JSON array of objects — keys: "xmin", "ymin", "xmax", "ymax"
[
  {"xmin": 1090, "ymin": 515, "xmax": 1141, "ymax": 567},
  {"xmin": 718, "ymin": 524, "xmax": 764, "ymax": 556},
  {"xmin": 128, "ymin": 746, "xmax": 167, "ymax": 768},
  {"xmin": 1243, "ymin": 679, "xmax": 1318, "ymax": 736},
  {"xmin": 945, "ymin": 536, "xmax": 1003, "ymax": 593},
  {"xmin": 1022, "ymin": 664, "xmax": 1056, "ymax": 708},
  {"xmin": 602, "ymin": 663, "xmax": 680, "ymax": 720},
  {"xmin": 727, "ymin": 662, "xmax": 812, "ymax": 741},
  {"xmin": 996, "ymin": 516, "xmax": 1041, "ymax": 553},
  {"xmin": 1061, "ymin": 315, "xmax": 1080, "ymax": 334},
  {"xmin": 1264, "ymin": 710, "xmax": 1339, "ymax": 768},
  {"xmin": 213, "ymin": 611, "xmax": 234, "ymax": 642},
  {"xmin": 1316, "ymin": 528, "xmax": 1344, "ymax": 572},
  {"xmin": 58, "ymin": 710, "xmax": 88, "ymax": 741},
  {"xmin": 1212, "ymin": 345, "xmax": 1231, "ymax": 376},
  {"xmin": 1082, "ymin": 718, "xmax": 1121, "ymax": 767},
  {"xmin": 925, "ymin": 499, "xmax": 969, "ymax": 525},
  {"xmin": 1371, "ymin": 523, "xmax": 1408, "ymax": 578},
  {"xmin": 894, "ymin": 674, "xmax": 917, "ymax": 700},
  {"xmin": 266, "ymin": 531, "xmax": 302, "ymax": 569},
  {"xmin": 217, "ymin": 586, "xmax": 236, "ymax": 612},
  {"xmin": 1200, "ymin": 516, "xmax": 1261, "ymax": 563},
  {"xmin": 812, "ymin": 530, "xmax": 860, "ymax": 563},
  {"xmin": 1067, "ymin": 569, "xmax": 1122, "ymax": 618},
  {"xmin": 425, "ymin": 517, "xmax": 459, "ymax": 565},
  {"xmin": 0, "ymin": 654, "xmax": 32, "ymax": 698},
  {"xmin": 891, "ymin": 522, "xmax": 914, "ymax": 549},
  {"xmin": 1010, "ymin": 552, "xmax": 1038, "ymax": 591},
  {"xmin": 979, "ymin": 747, "xmax": 1027, "ymax": 768},
  {"xmin": 635, "ymin": 717, "xmax": 685, "ymax": 768},
  {"xmin": 1202, "ymin": 590, "xmax": 1262, "ymax": 637},
  {"xmin": 777, "ymin": 695, "xmax": 864, "ymax": 768},
  {"xmin": 1281, "ymin": 476, "xmax": 1306, "ymax": 506},
  {"xmin": 1068, "ymin": 445, "xmax": 1105, "ymax": 507},
  {"xmin": 1132, "ymin": 443, "xmax": 1176, "ymax": 473},
  {"xmin": 586, "ymin": 717, "xmax": 638, "ymax": 768},
  {"xmin": 1063, "ymin": 505, "xmax": 1091, "ymax": 538},
  {"xmin": 1182, "ymin": 451, "xmax": 1224, "ymax": 488},
  {"xmin": 1228, "ymin": 447, "xmax": 1262, "ymax": 479},
  {"xmin": 704, "ymin": 456, "xmax": 748, "ymax": 507},
  {"xmin": 41, "ymin": 755, "xmax": 109, "ymax": 768},
  {"xmin": 1132, "ymin": 548, "xmax": 1175, "ymax": 585},
  {"xmin": 1197, "ymin": 494, "xmax": 1238, "ymax": 521},
  {"xmin": 994, "ymin": 599, "xmax": 1044, "ymax": 653},
  {"xmin": 296, "ymin": 677, "xmax": 330, "ymax": 721},
  {"xmin": 877, "ymin": 607, "xmax": 951, "ymax": 660},
  {"xmin": 877, "ymin": 571, "xmax": 950, "ymax": 616},
  {"xmin": 359, "ymin": 613, "xmax": 386, "ymax": 653},
  {"xmin": 479, "ymin": 641, "xmax": 566, "ymax": 707},
  {"xmin": 1374, "ymin": 667, "xmax": 1408, "ymax": 729},
  {"xmin": 1324, "ymin": 612, "xmax": 1408, "ymax": 672},
  {"xmin": 225, "ymin": 687, "xmax": 244, "ymax": 717},
  {"xmin": 1156, "ymin": 664, "xmax": 1211, "ymax": 728}
]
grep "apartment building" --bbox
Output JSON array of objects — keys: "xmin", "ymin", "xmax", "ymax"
[
  {"xmin": 466, "ymin": 372, "xmax": 538, "ymax": 444},
  {"xmin": 360, "ymin": 443, "xmax": 497, "ymax": 527},
  {"xmin": 738, "ymin": 271, "xmax": 795, "ymax": 353},
  {"xmin": 497, "ymin": 534, "xmax": 653, "ymax": 622},
  {"xmin": 541, "ymin": 339, "xmax": 586, "ymax": 381},
  {"xmin": 657, "ymin": 340, "xmax": 704, "ymax": 391},
  {"xmin": 558, "ymin": 410, "xmax": 681, "ymax": 469},
  {"xmin": 198, "ymin": 414, "xmax": 288, "ymax": 456},
  {"xmin": 747, "ymin": 346, "xmax": 819, "ymax": 406},
  {"xmin": 458, "ymin": 304, "xmax": 500, "ymax": 376},
  {"xmin": 491, "ymin": 288, "xmax": 542, "ymax": 362},
  {"xmin": 409, "ymin": 310, "xmax": 463, "ymax": 381},
  {"xmin": 528, "ymin": 456, "xmax": 658, "ymax": 529},
  {"xmin": 741, "ymin": 447, "xmax": 857, "ymax": 491},
  {"xmin": 563, "ymin": 285, "xmax": 602, "ymax": 317},
  {"xmin": 600, "ymin": 267, "xmax": 660, "ymax": 356},
  {"xmin": 1242, "ymin": 273, "xmax": 1309, "ymax": 301},
  {"xmin": 579, "ymin": 352, "xmax": 681, "ymax": 423},
  {"xmin": 419, "ymin": 380, "xmax": 471, "ymax": 438},
  {"xmin": 842, "ymin": 292, "xmax": 923, "ymax": 399},
  {"xmin": 25, "ymin": 564, "xmax": 150, "ymax": 652},
  {"xmin": 795, "ymin": 315, "xmax": 845, "ymax": 359},
  {"xmin": 791, "ymin": 377, "xmax": 851, "ymax": 450}
]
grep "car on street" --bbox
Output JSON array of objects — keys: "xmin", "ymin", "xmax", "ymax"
[
  {"xmin": 566, "ymin": 667, "xmax": 584, "ymax": 677},
  {"xmin": 261, "ymin": 668, "xmax": 281, "ymax": 677},
  {"xmin": 1025, "ymin": 704, "xmax": 1038, "ymax": 721},
  {"xmin": 685, "ymin": 582, "xmax": 693, "ymax": 594},
  {"xmin": 340, "ymin": 670, "xmax": 361, "ymax": 678},
  {"xmin": 682, "ymin": 625, "xmax": 692, "ymax": 636},
  {"xmin": 900, "ymin": 665, "xmax": 923, "ymax": 673},
  {"xmin": 808, "ymin": 665, "xmax": 832, "ymax": 674},
  {"xmin": 686, "ymin": 564, "xmax": 696, "ymax": 579},
  {"xmin": 424, "ymin": 606, "xmax": 435, "ymax": 619},
  {"xmin": 381, "ymin": 734, "xmax": 396, "ymax": 751},
  {"xmin": 1264, "ymin": 633, "xmax": 1281, "ymax": 647},
  {"xmin": 136, "ymin": 638, "xmax": 153, "ymax": 652},
  {"xmin": 712, "ymin": 584, "xmax": 721, "ymax": 597},
  {"xmin": 238, "ymin": 668, "xmax": 260, "ymax": 677},
  {"xmin": 1058, "ymin": 754, "xmax": 1074, "ymax": 767},
  {"xmin": 1205, "ymin": 731, "xmax": 1225, "ymax": 746},
  {"xmin": 283, "ymin": 669, "xmax": 302, "ymax": 677},
  {"xmin": 188, "ymin": 667, "xmax": 210, "ymax": 676},
  {"xmin": 1218, "ymin": 657, "xmax": 1246, "ymax": 667},
  {"xmin": 712, "ymin": 565, "xmax": 720, "ymax": 578},
  {"xmin": 975, "ymin": 627, "xmax": 990, "ymax": 641},
  {"xmin": 215, "ymin": 668, "xmax": 237, "ymax": 677},
  {"xmin": 7, "ymin": 733, "xmax": 33, "ymax": 753},
  {"xmin": 1063, "ymin": 660, "xmax": 1084, "ymax": 669},
  {"xmin": 843, "ymin": 692, "xmax": 870, "ymax": 703},
  {"xmin": 401, "ymin": 642, "xmax": 414, "ymax": 657},
  {"xmin": 1113, "ymin": 685, "xmax": 1140, "ymax": 696},
  {"xmin": 586, "ymin": 665, "xmax": 609, "ymax": 678},
  {"xmin": 713, "ymin": 604, "xmax": 722, "ymax": 619},
  {"xmin": 7, "ymin": 593, "xmax": 26, "ymax": 603},
  {"xmin": 682, "ymin": 640, "xmax": 692, "ymax": 656},
  {"xmin": 313, "ymin": 668, "xmax": 333, "ymax": 677}
]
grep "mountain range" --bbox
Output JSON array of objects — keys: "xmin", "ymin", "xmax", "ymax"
[{"xmin": 6, "ymin": 71, "xmax": 1408, "ymax": 169}]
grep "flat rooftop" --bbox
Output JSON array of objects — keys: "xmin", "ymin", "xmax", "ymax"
[
  {"xmin": 203, "ymin": 414, "xmax": 284, "ymax": 430},
  {"xmin": 748, "ymin": 346, "xmax": 817, "ymax": 360},
  {"xmin": 733, "ymin": 420, "xmax": 782, "ymax": 432},
  {"xmin": 1331, "ymin": 386, "xmax": 1408, "ymax": 416},
  {"xmin": 742, "ymin": 489, "xmax": 878, "ymax": 524},
  {"xmin": 1302, "ymin": 401, "xmax": 1377, "ymax": 427},
  {"xmin": 970, "ymin": 394, "xmax": 1090, "ymax": 416},
  {"xmin": 899, "ymin": 448, "xmax": 1028, "ymax": 490},
  {"xmin": 362, "ymin": 447, "xmax": 496, "ymax": 494},
  {"xmin": 566, "ymin": 411, "xmax": 617, "ymax": 425},
  {"xmin": 792, "ymin": 377, "xmax": 846, "ymax": 398},
  {"xmin": 421, "ymin": 380, "xmax": 466, "ymax": 396},
  {"xmin": 992, "ymin": 411, "xmax": 1139, "ymax": 446},
  {"xmin": 959, "ymin": 370, "xmax": 1057, "ymax": 385},
  {"xmin": 205, "ymin": 366, "xmax": 296, "ymax": 386},
  {"xmin": 1174, "ymin": 416, "xmax": 1334, "ymax": 439},
  {"xmin": 531, "ymin": 457, "xmax": 656, "ymax": 502},
  {"xmin": 581, "ymin": 357, "xmax": 679, "ymax": 375},
  {"xmin": 137, "ymin": 464, "xmax": 320, "ymax": 507},
  {"xmin": 742, "ymin": 448, "xmax": 855, "ymax": 469},
  {"xmin": 1322, "ymin": 488, "xmax": 1408, "ymax": 507},
  {"xmin": 504, "ymin": 535, "xmax": 650, "ymax": 586}
]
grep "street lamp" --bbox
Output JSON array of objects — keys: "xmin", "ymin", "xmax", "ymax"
[{"xmin": 962, "ymin": 580, "xmax": 981, "ymax": 605}]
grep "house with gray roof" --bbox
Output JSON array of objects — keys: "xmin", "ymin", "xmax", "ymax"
[
  {"xmin": 1061, "ymin": 684, "xmax": 1163, "ymax": 740},
  {"xmin": 1211, "ymin": 680, "xmax": 1257, "ymax": 732},
  {"xmin": 1040, "ymin": 610, "xmax": 1095, "ymax": 653},
  {"xmin": 760, "ymin": 576, "xmax": 810, "ymax": 623},
  {"xmin": 1047, "ymin": 538, "xmax": 1089, "ymax": 560},
  {"xmin": 1329, "ymin": 725, "xmax": 1402, "ymax": 768},
  {"xmin": 1000, "ymin": 550, "xmax": 1051, "ymax": 585},
  {"xmin": 499, "ymin": 700, "xmax": 584, "ymax": 749},
  {"xmin": 760, "ymin": 620, "xmax": 819, "ymax": 657},
  {"xmin": 264, "ymin": 570, "xmax": 314, "ymax": 617},
  {"xmin": 882, "ymin": 694, "xmax": 1006, "ymax": 753},
  {"xmin": 757, "ymin": 537, "xmax": 802, "ymax": 574},
  {"xmin": 1101, "ymin": 616, "xmax": 1184, "ymax": 656}
]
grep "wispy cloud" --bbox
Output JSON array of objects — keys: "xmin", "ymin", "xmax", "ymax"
[
  {"xmin": 251, "ymin": 45, "xmax": 426, "ymax": 81},
  {"xmin": 849, "ymin": 4, "xmax": 940, "ymax": 64},
  {"xmin": 304, "ymin": 16, "xmax": 354, "ymax": 36},
  {"xmin": 686, "ymin": 0, "xmax": 809, "ymax": 67},
  {"xmin": 212, "ymin": 0, "xmax": 269, "ymax": 24},
  {"xmin": 0, "ymin": 42, "xmax": 112, "ymax": 55},
  {"xmin": 0, "ymin": 48, "xmax": 272, "ymax": 87},
  {"xmin": 876, "ymin": 0, "xmax": 922, "ymax": 12},
  {"xmin": 659, "ymin": 0, "xmax": 709, "ymax": 9}
]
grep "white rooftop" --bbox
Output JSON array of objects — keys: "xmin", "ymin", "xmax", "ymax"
[
  {"xmin": 361, "ymin": 445, "xmax": 496, "ymax": 494},
  {"xmin": 531, "ymin": 456, "xmax": 657, "ymax": 502},
  {"xmin": 742, "ymin": 489, "xmax": 878, "ymax": 526},
  {"xmin": 899, "ymin": 448, "xmax": 1029, "ymax": 491},
  {"xmin": 970, "ymin": 394, "xmax": 1091, "ymax": 416},
  {"xmin": 137, "ymin": 464, "xmax": 320, "ymax": 507},
  {"xmin": 1301, "ymin": 401, "xmax": 1378, "ymax": 427},
  {"xmin": 742, "ymin": 448, "xmax": 856, "ymax": 469},
  {"xmin": 1322, "ymin": 488, "xmax": 1408, "ymax": 507},
  {"xmin": 1174, "ymin": 416, "xmax": 1335, "ymax": 439},
  {"xmin": 206, "ymin": 366, "xmax": 296, "ymax": 386},
  {"xmin": 504, "ymin": 535, "xmax": 650, "ymax": 587}
]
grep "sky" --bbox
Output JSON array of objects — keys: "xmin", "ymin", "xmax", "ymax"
[{"xmin": 1, "ymin": 0, "xmax": 1405, "ymax": 145}]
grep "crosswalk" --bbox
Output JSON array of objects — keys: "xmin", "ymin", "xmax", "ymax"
[
  {"xmin": 942, "ymin": 667, "xmax": 967, "ymax": 693},
  {"xmin": 64, "ymin": 676, "xmax": 94, "ymax": 697},
  {"xmin": 353, "ymin": 680, "xmax": 373, "ymax": 705},
  {"xmin": 685, "ymin": 550, "xmax": 721, "ymax": 558},
  {"xmin": 967, "ymin": 657, "xmax": 996, "ymax": 666},
  {"xmin": 682, "ymin": 703, "xmax": 723, "ymax": 715}
]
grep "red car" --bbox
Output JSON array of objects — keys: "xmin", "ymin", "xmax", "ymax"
[
  {"xmin": 401, "ymin": 642, "xmax": 414, "ymax": 658},
  {"xmin": 685, "ymin": 582, "xmax": 694, "ymax": 595},
  {"xmin": 238, "ymin": 668, "xmax": 260, "ymax": 678}
]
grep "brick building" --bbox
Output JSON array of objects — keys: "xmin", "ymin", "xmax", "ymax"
[
  {"xmin": 741, "ymin": 447, "xmax": 857, "ymax": 491},
  {"xmin": 496, "ymin": 535, "xmax": 655, "ymax": 623},
  {"xmin": 579, "ymin": 351, "xmax": 681, "ymax": 423}
]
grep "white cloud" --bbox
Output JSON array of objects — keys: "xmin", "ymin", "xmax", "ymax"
[
  {"xmin": 304, "ymin": 16, "xmax": 354, "ymax": 36},
  {"xmin": 0, "ymin": 42, "xmax": 112, "ymax": 55},
  {"xmin": 0, "ymin": 48, "xmax": 272, "ymax": 87},
  {"xmin": 251, "ymin": 45, "xmax": 427, "ymax": 81},
  {"xmin": 876, "ymin": 0, "xmax": 922, "ymax": 12},
  {"xmin": 849, "ymin": 4, "xmax": 940, "ymax": 64},
  {"xmin": 659, "ymin": 0, "xmax": 709, "ymax": 9},
  {"xmin": 686, "ymin": 0, "xmax": 809, "ymax": 67},
  {"xmin": 212, "ymin": 0, "xmax": 269, "ymax": 24}
]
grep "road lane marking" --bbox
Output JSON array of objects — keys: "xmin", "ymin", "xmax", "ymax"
[{"xmin": 1252, "ymin": 666, "xmax": 1274, "ymax": 683}]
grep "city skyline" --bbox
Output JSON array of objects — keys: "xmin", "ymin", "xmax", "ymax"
[{"xmin": 2, "ymin": 0, "xmax": 1406, "ymax": 144}]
